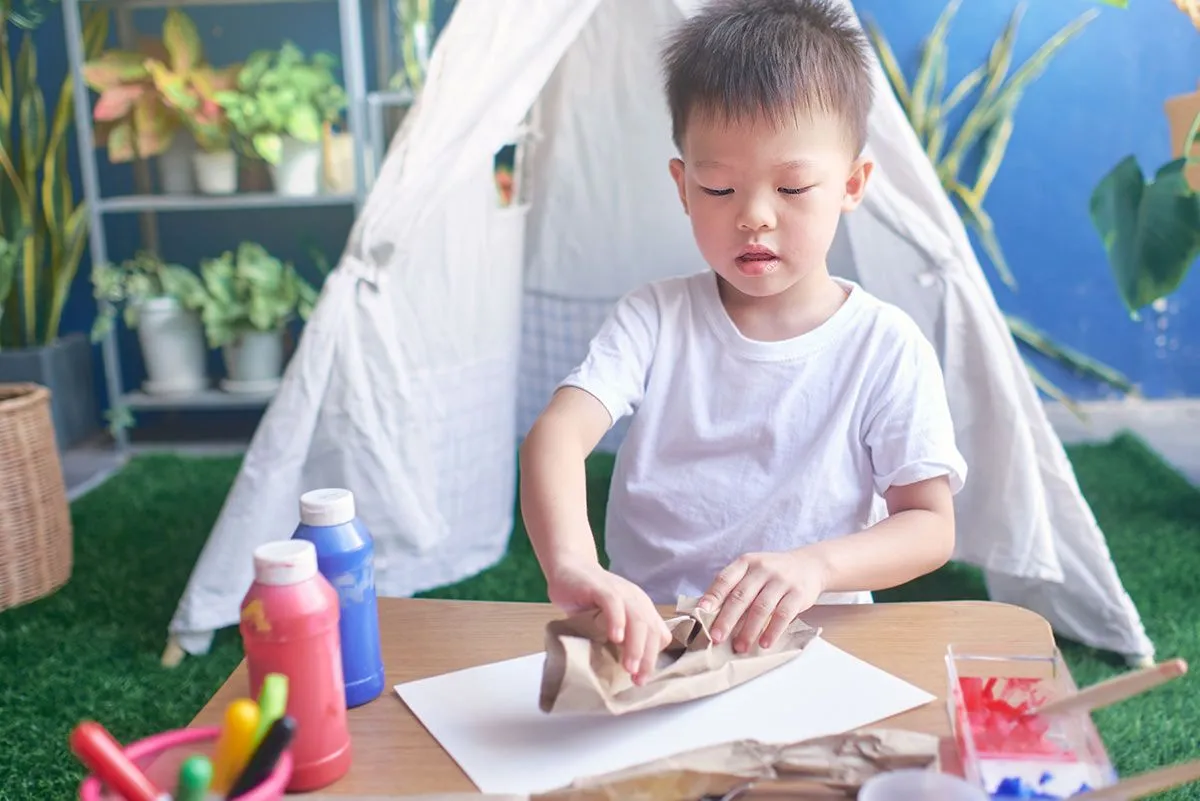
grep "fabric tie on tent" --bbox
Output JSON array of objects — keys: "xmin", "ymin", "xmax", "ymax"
[{"xmin": 166, "ymin": 0, "xmax": 1154, "ymax": 666}]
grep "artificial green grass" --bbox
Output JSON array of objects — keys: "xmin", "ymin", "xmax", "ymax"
[{"xmin": 0, "ymin": 433, "xmax": 1197, "ymax": 799}]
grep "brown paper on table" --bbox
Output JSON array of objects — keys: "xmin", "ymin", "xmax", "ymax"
[
  {"xmin": 535, "ymin": 727, "xmax": 942, "ymax": 800},
  {"xmin": 300, "ymin": 728, "xmax": 940, "ymax": 801},
  {"xmin": 539, "ymin": 596, "xmax": 820, "ymax": 715}
]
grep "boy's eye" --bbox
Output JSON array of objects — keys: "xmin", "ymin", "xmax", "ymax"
[
  {"xmin": 779, "ymin": 186, "xmax": 813, "ymax": 195},
  {"xmin": 700, "ymin": 186, "xmax": 733, "ymax": 196}
]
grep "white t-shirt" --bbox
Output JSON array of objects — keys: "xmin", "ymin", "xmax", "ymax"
[{"xmin": 558, "ymin": 271, "xmax": 967, "ymax": 606}]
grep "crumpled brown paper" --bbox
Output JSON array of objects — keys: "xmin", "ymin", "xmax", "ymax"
[
  {"xmin": 532, "ymin": 728, "xmax": 942, "ymax": 800},
  {"xmin": 539, "ymin": 596, "xmax": 820, "ymax": 715},
  {"xmin": 298, "ymin": 729, "xmax": 941, "ymax": 800}
]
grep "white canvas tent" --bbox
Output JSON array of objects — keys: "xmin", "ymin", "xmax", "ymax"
[{"xmin": 164, "ymin": 0, "xmax": 1156, "ymax": 665}]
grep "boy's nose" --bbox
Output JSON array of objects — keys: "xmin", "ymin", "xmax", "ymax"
[{"xmin": 736, "ymin": 193, "xmax": 776, "ymax": 231}]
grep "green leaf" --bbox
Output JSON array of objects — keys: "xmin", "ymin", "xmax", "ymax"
[
  {"xmin": 864, "ymin": 20, "xmax": 910, "ymax": 111},
  {"xmin": 1006, "ymin": 313, "xmax": 1134, "ymax": 393},
  {"xmin": 910, "ymin": 0, "xmax": 959, "ymax": 139},
  {"xmin": 951, "ymin": 182, "xmax": 1018, "ymax": 289},
  {"xmin": 1023, "ymin": 357, "xmax": 1086, "ymax": 421},
  {"xmin": 162, "ymin": 8, "xmax": 203, "ymax": 74},
  {"xmin": 0, "ymin": 235, "xmax": 18, "ymax": 312},
  {"xmin": 971, "ymin": 103, "xmax": 1015, "ymax": 203},
  {"xmin": 285, "ymin": 104, "xmax": 321, "ymax": 142},
  {"xmin": 1090, "ymin": 156, "xmax": 1200, "ymax": 314},
  {"xmin": 252, "ymin": 132, "xmax": 282, "ymax": 163}
]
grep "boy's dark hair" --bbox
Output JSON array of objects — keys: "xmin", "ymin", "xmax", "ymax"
[{"xmin": 662, "ymin": 0, "xmax": 873, "ymax": 154}]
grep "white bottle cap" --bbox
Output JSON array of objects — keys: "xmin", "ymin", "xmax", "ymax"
[
  {"xmin": 300, "ymin": 488, "xmax": 357, "ymax": 527},
  {"xmin": 253, "ymin": 539, "xmax": 318, "ymax": 586}
]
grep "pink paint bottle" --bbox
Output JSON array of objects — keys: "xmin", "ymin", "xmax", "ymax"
[{"xmin": 240, "ymin": 539, "xmax": 352, "ymax": 791}]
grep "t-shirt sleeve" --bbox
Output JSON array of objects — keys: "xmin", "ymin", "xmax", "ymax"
[
  {"xmin": 863, "ymin": 321, "xmax": 967, "ymax": 496},
  {"xmin": 557, "ymin": 284, "xmax": 660, "ymax": 425}
]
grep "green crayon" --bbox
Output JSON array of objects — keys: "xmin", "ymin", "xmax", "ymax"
[
  {"xmin": 175, "ymin": 754, "xmax": 212, "ymax": 801},
  {"xmin": 252, "ymin": 673, "xmax": 289, "ymax": 748}
]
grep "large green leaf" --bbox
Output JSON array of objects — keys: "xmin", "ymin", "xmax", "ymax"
[{"xmin": 1090, "ymin": 156, "xmax": 1200, "ymax": 315}]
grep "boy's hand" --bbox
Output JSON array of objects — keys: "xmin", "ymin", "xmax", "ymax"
[
  {"xmin": 697, "ymin": 551, "xmax": 827, "ymax": 653},
  {"xmin": 547, "ymin": 557, "xmax": 674, "ymax": 685}
]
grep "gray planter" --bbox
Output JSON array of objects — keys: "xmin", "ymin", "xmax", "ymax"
[{"xmin": 0, "ymin": 332, "xmax": 100, "ymax": 450}]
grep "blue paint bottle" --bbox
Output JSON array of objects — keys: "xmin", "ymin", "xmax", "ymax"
[{"xmin": 292, "ymin": 488, "xmax": 385, "ymax": 708}]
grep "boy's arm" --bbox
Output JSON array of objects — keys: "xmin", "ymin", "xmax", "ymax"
[
  {"xmin": 520, "ymin": 386, "xmax": 673, "ymax": 681},
  {"xmin": 805, "ymin": 474, "xmax": 955, "ymax": 593},
  {"xmin": 519, "ymin": 386, "xmax": 613, "ymax": 575}
]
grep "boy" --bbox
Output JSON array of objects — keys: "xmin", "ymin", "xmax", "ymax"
[{"xmin": 519, "ymin": 0, "xmax": 967, "ymax": 686}]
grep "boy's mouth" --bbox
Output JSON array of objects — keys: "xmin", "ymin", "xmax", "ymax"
[{"xmin": 735, "ymin": 245, "xmax": 779, "ymax": 276}]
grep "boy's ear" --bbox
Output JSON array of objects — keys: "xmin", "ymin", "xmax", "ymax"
[
  {"xmin": 669, "ymin": 157, "xmax": 689, "ymax": 215},
  {"xmin": 841, "ymin": 156, "xmax": 873, "ymax": 211}
]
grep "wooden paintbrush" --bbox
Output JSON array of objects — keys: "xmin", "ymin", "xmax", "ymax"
[
  {"xmin": 1029, "ymin": 658, "xmax": 1187, "ymax": 717},
  {"xmin": 1071, "ymin": 758, "xmax": 1200, "ymax": 801}
]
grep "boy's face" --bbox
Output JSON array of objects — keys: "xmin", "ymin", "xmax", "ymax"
[{"xmin": 669, "ymin": 109, "xmax": 872, "ymax": 300}]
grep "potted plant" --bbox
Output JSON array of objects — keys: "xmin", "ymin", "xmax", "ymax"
[
  {"xmin": 90, "ymin": 252, "xmax": 210, "ymax": 395},
  {"xmin": 144, "ymin": 9, "xmax": 241, "ymax": 195},
  {"xmin": 197, "ymin": 242, "xmax": 319, "ymax": 393},
  {"xmin": 82, "ymin": 33, "xmax": 189, "ymax": 193},
  {"xmin": 1, "ymin": 7, "xmax": 107, "ymax": 451},
  {"xmin": 215, "ymin": 42, "xmax": 348, "ymax": 196}
]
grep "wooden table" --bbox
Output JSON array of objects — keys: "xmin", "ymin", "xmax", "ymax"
[{"xmin": 191, "ymin": 597, "xmax": 1058, "ymax": 796}]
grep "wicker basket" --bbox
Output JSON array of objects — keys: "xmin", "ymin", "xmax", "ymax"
[{"xmin": 0, "ymin": 383, "xmax": 73, "ymax": 611}]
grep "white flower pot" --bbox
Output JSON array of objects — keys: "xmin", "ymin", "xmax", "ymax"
[
  {"xmin": 220, "ymin": 328, "xmax": 284, "ymax": 394},
  {"xmin": 270, "ymin": 136, "xmax": 322, "ymax": 196},
  {"xmin": 136, "ymin": 297, "xmax": 208, "ymax": 395},
  {"xmin": 192, "ymin": 149, "xmax": 238, "ymax": 195},
  {"xmin": 158, "ymin": 136, "xmax": 195, "ymax": 195}
]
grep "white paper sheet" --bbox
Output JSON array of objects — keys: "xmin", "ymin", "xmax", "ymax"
[{"xmin": 393, "ymin": 636, "xmax": 936, "ymax": 794}]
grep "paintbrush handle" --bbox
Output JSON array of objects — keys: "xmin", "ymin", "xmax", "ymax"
[
  {"xmin": 1032, "ymin": 658, "xmax": 1187, "ymax": 716},
  {"xmin": 1071, "ymin": 758, "xmax": 1200, "ymax": 801},
  {"xmin": 741, "ymin": 778, "xmax": 853, "ymax": 799}
]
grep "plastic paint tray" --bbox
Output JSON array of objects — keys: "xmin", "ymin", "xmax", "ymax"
[{"xmin": 946, "ymin": 647, "xmax": 1117, "ymax": 799}]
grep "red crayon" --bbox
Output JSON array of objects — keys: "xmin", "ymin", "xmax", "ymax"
[{"xmin": 70, "ymin": 721, "xmax": 169, "ymax": 801}]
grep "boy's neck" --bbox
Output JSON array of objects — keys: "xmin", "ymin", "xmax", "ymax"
[{"xmin": 716, "ymin": 266, "xmax": 848, "ymax": 343}]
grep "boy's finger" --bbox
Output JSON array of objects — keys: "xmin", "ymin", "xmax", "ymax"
[
  {"xmin": 623, "ymin": 616, "xmax": 647, "ymax": 676},
  {"xmin": 638, "ymin": 626, "xmax": 660, "ymax": 683},
  {"xmin": 698, "ymin": 559, "xmax": 748, "ymax": 613},
  {"xmin": 596, "ymin": 589, "xmax": 627, "ymax": 643},
  {"xmin": 758, "ymin": 589, "xmax": 804, "ymax": 648},
  {"xmin": 734, "ymin": 579, "xmax": 788, "ymax": 653},
  {"xmin": 710, "ymin": 571, "xmax": 765, "ymax": 644}
]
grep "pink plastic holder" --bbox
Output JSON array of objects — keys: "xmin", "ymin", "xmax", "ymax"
[
  {"xmin": 77, "ymin": 725, "xmax": 293, "ymax": 801},
  {"xmin": 945, "ymin": 647, "xmax": 1116, "ymax": 799}
]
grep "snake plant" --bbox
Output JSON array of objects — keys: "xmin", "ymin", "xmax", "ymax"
[
  {"xmin": 0, "ymin": 1, "xmax": 108, "ymax": 351},
  {"xmin": 866, "ymin": 1, "xmax": 1137, "ymax": 409}
]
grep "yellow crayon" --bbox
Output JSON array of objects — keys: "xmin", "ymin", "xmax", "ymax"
[{"xmin": 209, "ymin": 698, "xmax": 260, "ymax": 794}]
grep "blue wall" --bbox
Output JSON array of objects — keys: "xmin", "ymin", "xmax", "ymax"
[
  {"xmin": 11, "ymin": 0, "xmax": 1200, "ymax": 416},
  {"xmin": 856, "ymin": 0, "xmax": 1200, "ymax": 399}
]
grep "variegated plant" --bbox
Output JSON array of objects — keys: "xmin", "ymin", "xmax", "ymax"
[
  {"xmin": 214, "ymin": 42, "xmax": 347, "ymax": 165},
  {"xmin": 81, "ymin": 33, "xmax": 177, "ymax": 163},
  {"xmin": 143, "ymin": 8, "xmax": 240, "ymax": 154},
  {"xmin": 1, "ymin": 1, "xmax": 108, "ymax": 350},
  {"xmin": 197, "ymin": 242, "xmax": 319, "ymax": 349},
  {"xmin": 866, "ymin": 2, "xmax": 1133, "ymax": 413}
]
